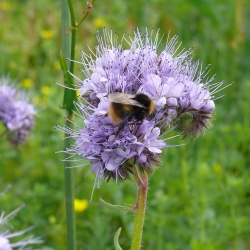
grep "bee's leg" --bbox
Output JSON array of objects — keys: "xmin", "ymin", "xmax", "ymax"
[
  {"xmin": 115, "ymin": 119, "xmax": 128, "ymax": 136},
  {"xmin": 135, "ymin": 121, "xmax": 143, "ymax": 125},
  {"xmin": 128, "ymin": 120, "xmax": 143, "ymax": 127},
  {"xmin": 148, "ymin": 110, "xmax": 156, "ymax": 120}
]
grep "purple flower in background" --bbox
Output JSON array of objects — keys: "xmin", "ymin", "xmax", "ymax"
[
  {"xmin": 0, "ymin": 220, "xmax": 42, "ymax": 250},
  {"xmin": 0, "ymin": 76, "xmax": 36, "ymax": 144},
  {"xmin": 0, "ymin": 186, "xmax": 43, "ymax": 250},
  {"xmin": 59, "ymin": 28, "xmax": 226, "ymax": 182}
]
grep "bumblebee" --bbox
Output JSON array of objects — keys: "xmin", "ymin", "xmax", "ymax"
[{"xmin": 108, "ymin": 92, "xmax": 155, "ymax": 135}]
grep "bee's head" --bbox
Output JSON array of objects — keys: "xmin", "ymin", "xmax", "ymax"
[{"xmin": 133, "ymin": 94, "xmax": 151, "ymax": 107}]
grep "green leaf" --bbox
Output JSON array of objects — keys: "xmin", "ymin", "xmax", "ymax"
[
  {"xmin": 114, "ymin": 228, "xmax": 123, "ymax": 250},
  {"xmin": 59, "ymin": 48, "xmax": 77, "ymax": 115},
  {"xmin": 99, "ymin": 197, "xmax": 134, "ymax": 211}
]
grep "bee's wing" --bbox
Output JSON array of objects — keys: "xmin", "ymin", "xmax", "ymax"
[{"xmin": 108, "ymin": 92, "xmax": 145, "ymax": 108}]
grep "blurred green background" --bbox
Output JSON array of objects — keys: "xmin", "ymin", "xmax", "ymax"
[{"xmin": 0, "ymin": 0, "xmax": 250, "ymax": 249}]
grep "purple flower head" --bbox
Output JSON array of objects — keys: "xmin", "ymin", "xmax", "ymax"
[
  {"xmin": 60, "ymin": 99, "xmax": 165, "ymax": 182},
  {"xmin": 60, "ymin": 28, "xmax": 227, "ymax": 182},
  {"xmin": 0, "ymin": 76, "xmax": 36, "ymax": 144}
]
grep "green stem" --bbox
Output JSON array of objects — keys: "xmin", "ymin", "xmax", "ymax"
[
  {"xmin": 76, "ymin": 0, "xmax": 96, "ymax": 28},
  {"xmin": 67, "ymin": 0, "xmax": 76, "ymax": 74},
  {"xmin": 61, "ymin": 0, "xmax": 71, "ymax": 67},
  {"xmin": 67, "ymin": 0, "xmax": 96, "ymax": 74},
  {"xmin": 131, "ymin": 169, "xmax": 149, "ymax": 250},
  {"xmin": 61, "ymin": 0, "xmax": 76, "ymax": 249},
  {"xmin": 64, "ymin": 119, "xmax": 76, "ymax": 250},
  {"xmin": 61, "ymin": 1, "xmax": 95, "ymax": 249}
]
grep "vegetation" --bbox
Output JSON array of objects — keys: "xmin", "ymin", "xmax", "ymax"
[{"xmin": 0, "ymin": 0, "xmax": 249, "ymax": 249}]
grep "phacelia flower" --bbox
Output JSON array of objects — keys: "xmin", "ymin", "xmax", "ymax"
[
  {"xmin": 0, "ymin": 186, "xmax": 43, "ymax": 250},
  {"xmin": 0, "ymin": 76, "xmax": 36, "ymax": 144},
  {"xmin": 58, "ymin": 28, "xmax": 227, "ymax": 182}
]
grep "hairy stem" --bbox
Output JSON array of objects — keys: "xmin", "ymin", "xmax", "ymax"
[{"xmin": 131, "ymin": 169, "xmax": 149, "ymax": 250}]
